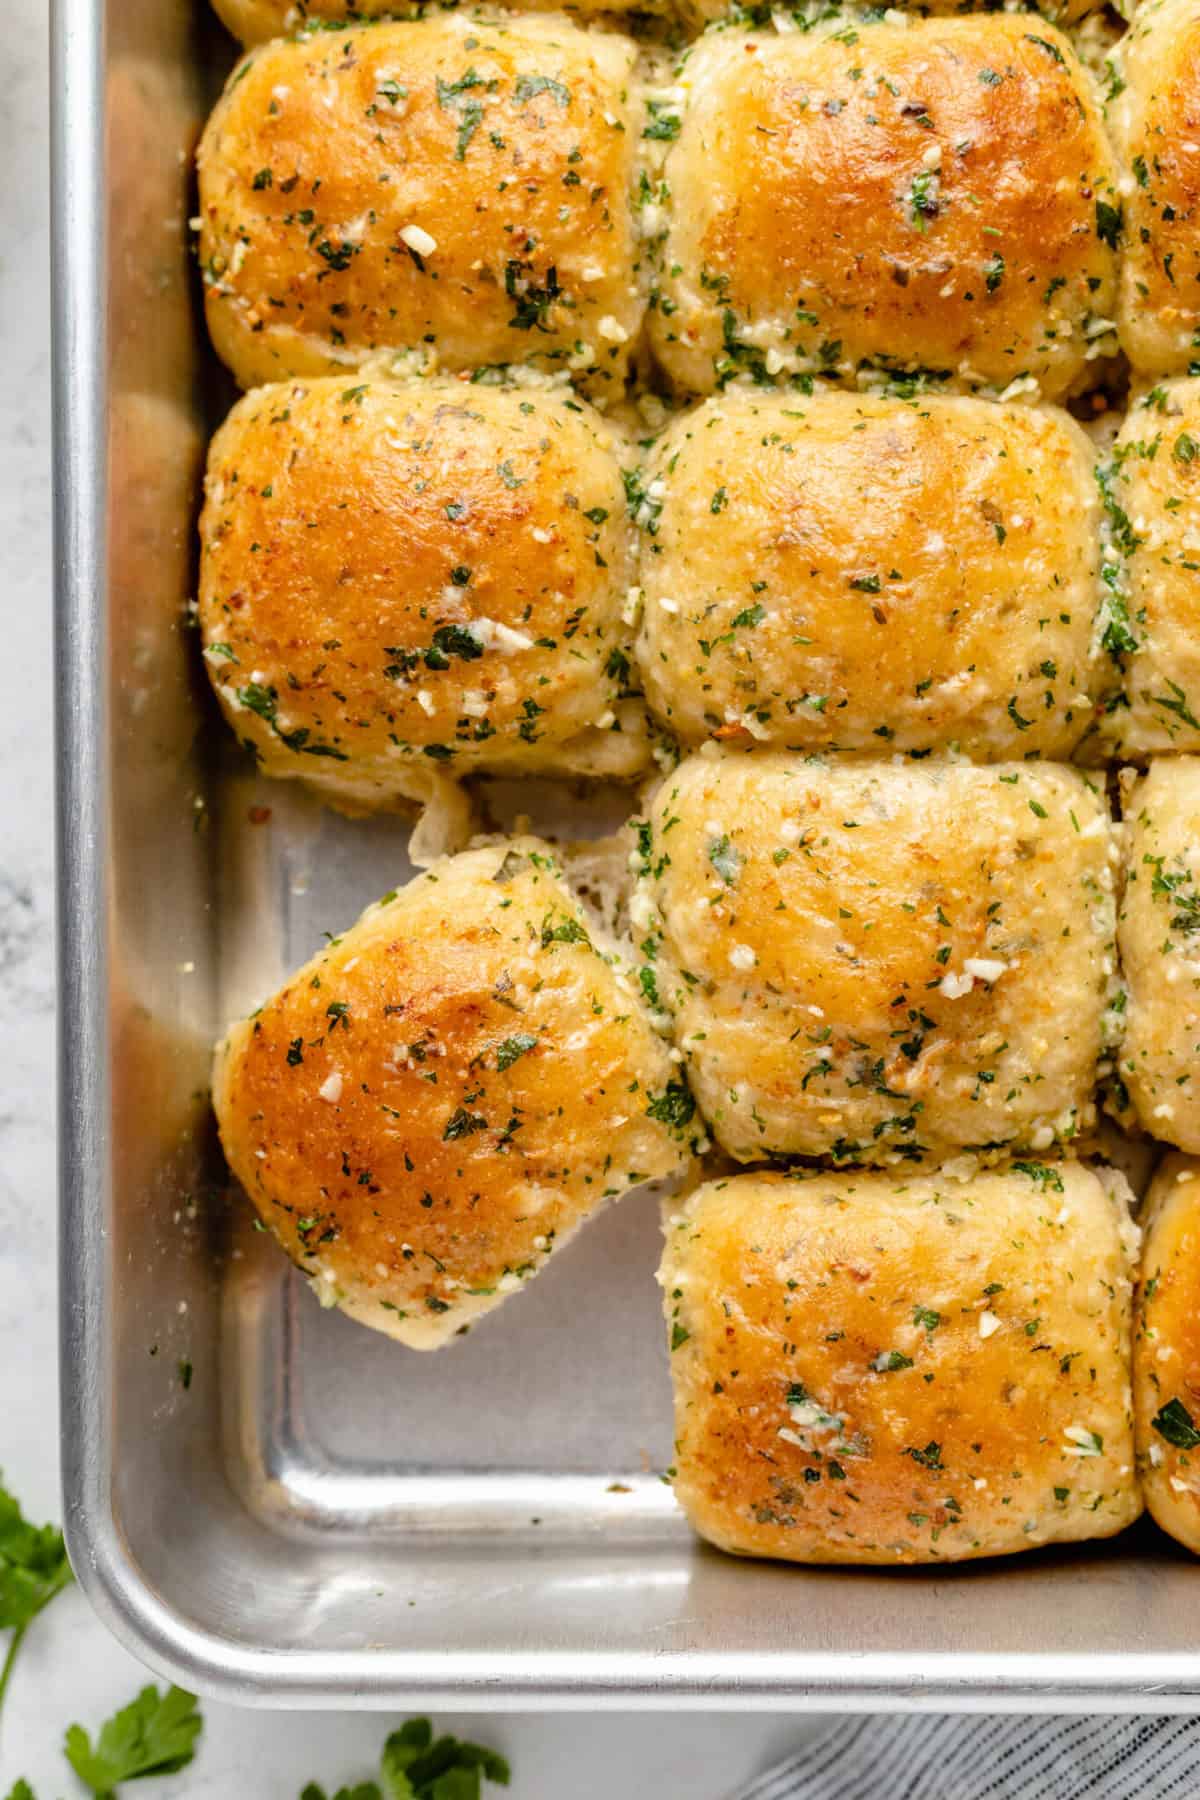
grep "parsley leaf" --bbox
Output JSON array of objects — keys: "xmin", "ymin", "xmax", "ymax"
[
  {"xmin": 0, "ymin": 1482, "xmax": 72, "ymax": 1635},
  {"xmin": 539, "ymin": 911, "xmax": 591, "ymax": 950},
  {"xmin": 645, "ymin": 1082, "xmax": 696, "ymax": 1132},
  {"xmin": 0, "ymin": 1477, "xmax": 73, "ymax": 1722},
  {"xmin": 494, "ymin": 1033, "xmax": 538, "ymax": 1072},
  {"xmin": 64, "ymin": 1684, "xmax": 202, "ymax": 1796},
  {"xmin": 707, "ymin": 834, "xmax": 742, "ymax": 886},
  {"xmin": 1152, "ymin": 1397, "xmax": 1200, "ymax": 1450},
  {"xmin": 643, "ymin": 101, "xmax": 681, "ymax": 141},
  {"xmin": 381, "ymin": 1717, "xmax": 510, "ymax": 1799},
  {"xmin": 1095, "ymin": 198, "xmax": 1123, "ymax": 249},
  {"xmin": 513, "ymin": 74, "xmax": 570, "ymax": 109},
  {"xmin": 730, "ymin": 603, "xmax": 765, "ymax": 630},
  {"xmin": 443, "ymin": 1107, "xmax": 488, "ymax": 1142},
  {"xmin": 904, "ymin": 1441, "xmax": 944, "ymax": 1471},
  {"xmin": 1012, "ymin": 1159, "xmax": 1064, "ymax": 1193}
]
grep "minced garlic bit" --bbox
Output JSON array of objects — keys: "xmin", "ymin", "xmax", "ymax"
[{"xmin": 399, "ymin": 223, "xmax": 438, "ymax": 258}]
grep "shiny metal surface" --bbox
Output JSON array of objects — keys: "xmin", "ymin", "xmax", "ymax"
[{"xmin": 54, "ymin": 0, "xmax": 1200, "ymax": 1710}]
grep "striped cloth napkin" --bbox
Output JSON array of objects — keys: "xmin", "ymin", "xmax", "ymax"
[{"xmin": 736, "ymin": 1716, "xmax": 1200, "ymax": 1799}]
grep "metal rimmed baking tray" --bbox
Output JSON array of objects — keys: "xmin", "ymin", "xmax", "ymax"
[{"xmin": 53, "ymin": 0, "xmax": 1200, "ymax": 1711}]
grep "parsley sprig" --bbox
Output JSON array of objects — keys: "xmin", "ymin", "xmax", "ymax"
[
  {"xmin": 9, "ymin": 1706, "xmax": 509, "ymax": 1800},
  {"xmin": 0, "ymin": 1477, "xmax": 73, "ymax": 1724},
  {"xmin": 64, "ymin": 1685, "xmax": 203, "ymax": 1797},
  {"xmin": 303, "ymin": 1717, "xmax": 510, "ymax": 1800}
]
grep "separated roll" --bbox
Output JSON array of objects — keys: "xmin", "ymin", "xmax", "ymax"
[
  {"xmin": 635, "ymin": 388, "xmax": 1103, "ymax": 758},
  {"xmin": 646, "ymin": 17, "xmax": 1119, "ymax": 400},
  {"xmin": 1117, "ymin": 760, "xmax": 1200, "ymax": 1152},
  {"xmin": 214, "ymin": 838, "xmax": 697, "ymax": 1349},
  {"xmin": 1109, "ymin": 0, "xmax": 1200, "ymax": 377},
  {"xmin": 1103, "ymin": 381, "xmax": 1200, "ymax": 756},
  {"xmin": 197, "ymin": 14, "xmax": 643, "ymax": 393},
  {"xmin": 199, "ymin": 377, "xmax": 647, "ymax": 810},
  {"xmin": 636, "ymin": 752, "xmax": 1117, "ymax": 1164},
  {"xmin": 1135, "ymin": 1154, "xmax": 1200, "ymax": 1555},
  {"xmin": 661, "ymin": 1163, "xmax": 1140, "ymax": 1564}
]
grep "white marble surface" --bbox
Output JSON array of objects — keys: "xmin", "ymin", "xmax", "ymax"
[{"xmin": 0, "ymin": 3, "xmax": 822, "ymax": 1790}]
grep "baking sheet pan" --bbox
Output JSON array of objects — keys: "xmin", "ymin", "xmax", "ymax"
[{"xmin": 52, "ymin": 0, "xmax": 1200, "ymax": 1707}]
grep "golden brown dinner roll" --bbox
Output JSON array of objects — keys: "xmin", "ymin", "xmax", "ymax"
[
  {"xmin": 1117, "ymin": 760, "xmax": 1200, "ymax": 1151},
  {"xmin": 213, "ymin": 837, "xmax": 697, "ymax": 1348},
  {"xmin": 209, "ymin": 0, "xmax": 403, "ymax": 40},
  {"xmin": 646, "ymin": 17, "xmax": 1119, "ymax": 400},
  {"xmin": 684, "ymin": 0, "xmax": 1105, "ymax": 22},
  {"xmin": 199, "ymin": 376, "xmax": 647, "ymax": 810},
  {"xmin": 1135, "ymin": 1154, "xmax": 1200, "ymax": 1555},
  {"xmin": 634, "ymin": 387, "xmax": 1104, "ymax": 758},
  {"xmin": 1103, "ymin": 382, "xmax": 1200, "ymax": 756},
  {"xmin": 197, "ymin": 14, "xmax": 642, "ymax": 394},
  {"xmin": 212, "ymin": 0, "xmax": 669, "ymax": 44},
  {"xmin": 636, "ymin": 752, "xmax": 1117, "ymax": 1164},
  {"xmin": 1109, "ymin": 0, "xmax": 1200, "ymax": 378},
  {"xmin": 662, "ymin": 1163, "xmax": 1140, "ymax": 1564}
]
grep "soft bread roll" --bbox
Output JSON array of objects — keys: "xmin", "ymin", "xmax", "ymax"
[
  {"xmin": 212, "ymin": 0, "xmax": 669, "ymax": 43},
  {"xmin": 636, "ymin": 752, "xmax": 1117, "ymax": 1163},
  {"xmin": 197, "ymin": 15, "xmax": 642, "ymax": 394},
  {"xmin": 683, "ymin": 0, "xmax": 1106, "ymax": 21},
  {"xmin": 1104, "ymin": 382, "xmax": 1200, "ymax": 756},
  {"xmin": 1117, "ymin": 760, "xmax": 1200, "ymax": 1151},
  {"xmin": 1109, "ymin": 0, "xmax": 1200, "ymax": 377},
  {"xmin": 199, "ymin": 376, "xmax": 648, "ymax": 810},
  {"xmin": 635, "ymin": 388, "xmax": 1104, "ymax": 758},
  {"xmin": 647, "ymin": 18, "xmax": 1119, "ymax": 400},
  {"xmin": 210, "ymin": 0, "xmax": 312, "ymax": 39},
  {"xmin": 1135, "ymin": 1154, "xmax": 1200, "ymax": 1555},
  {"xmin": 213, "ymin": 838, "xmax": 696, "ymax": 1348},
  {"xmin": 661, "ymin": 1163, "xmax": 1140, "ymax": 1565},
  {"xmin": 208, "ymin": 0, "xmax": 1103, "ymax": 42}
]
